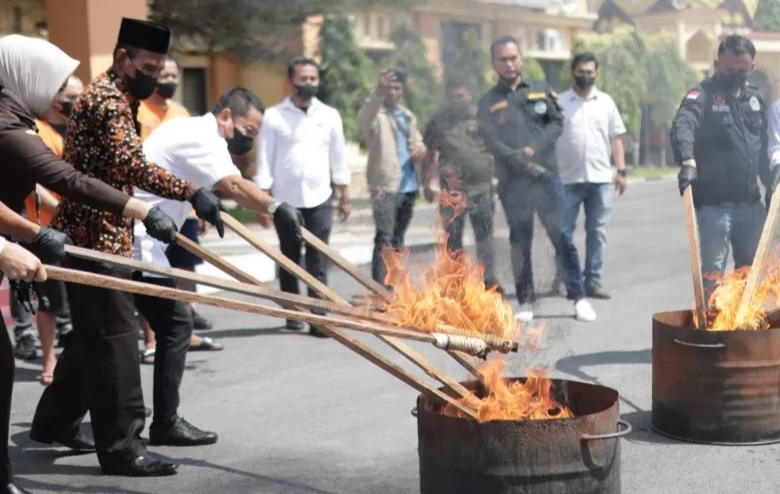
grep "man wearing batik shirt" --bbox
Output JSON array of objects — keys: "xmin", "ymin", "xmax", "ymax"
[{"xmin": 31, "ymin": 18, "xmax": 224, "ymax": 478}]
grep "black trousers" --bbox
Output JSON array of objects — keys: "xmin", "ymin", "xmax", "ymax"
[
  {"xmin": 371, "ymin": 191, "xmax": 418, "ymax": 285},
  {"xmin": 498, "ymin": 178, "xmax": 567, "ymax": 305},
  {"xmin": 32, "ymin": 257, "xmax": 146, "ymax": 468},
  {"xmin": 440, "ymin": 190, "xmax": 498, "ymax": 285},
  {"xmin": 1, "ymin": 315, "xmax": 14, "ymax": 484},
  {"xmin": 132, "ymin": 274, "xmax": 192, "ymax": 425},
  {"xmin": 278, "ymin": 200, "xmax": 332, "ymax": 303}
]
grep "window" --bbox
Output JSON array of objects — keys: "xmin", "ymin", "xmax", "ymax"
[
  {"xmin": 537, "ymin": 28, "xmax": 562, "ymax": 52},
  {"xmin": 377, "ymin": 15, "xmax": 387, "ymax": 39},
  {"xmin": 181, "ymin": 68, "xmax": 207, "ymax": 116}
]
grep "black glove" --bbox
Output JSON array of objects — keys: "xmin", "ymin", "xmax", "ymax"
[
  {"xmin": 678, "ymin": 165, "xmax": 697, "ymax": 196},
  {"xmin": 28, "ymin": 227, "xmax": 72, "ymax": 264},
  {"xmin": 143, "ymin": 206, "xmax": 178, "ymax": 244},
  {"xmin": 189, "ymin": 187, "xmax": 225, "ymax": 238},
  {"xmin": 273, "ymin": 203, "xmax": 304, "ymax": 242},
  {"xmin": 525, "ymin": 162, "xmax": 550, "ymax": 180}
]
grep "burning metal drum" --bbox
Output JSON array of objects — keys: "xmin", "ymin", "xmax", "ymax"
[
  {"xmin": 652, "ymin": 310, "xmax": 780, "ymax": 444},
  {"xmin": 414, "ymin": 379, "xmax": 630, "ymax": 494}
]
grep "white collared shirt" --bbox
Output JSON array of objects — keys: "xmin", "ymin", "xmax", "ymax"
[
  {"xmin": 254, "ymin": 97, "xmax": 349, "ymax": 208},
  {"xmin": 556, "ymin": 86, "xmax": 626, "ymax": 184},
  {"xmin": 132, "ymin": 113, "xmax": 241, "ymax": 274},
  {"xmin": 767, "ymin": 99, "xmax": 780, "ymax": 171}
]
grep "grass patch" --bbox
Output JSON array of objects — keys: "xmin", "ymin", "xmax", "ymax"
[{"xmin": 629, "ymin": 165, "xmax": 678, "ymax": 179}]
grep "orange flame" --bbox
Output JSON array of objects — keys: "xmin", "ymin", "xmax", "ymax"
[
  {"xmin": 377, "ymin": 184, "xmax": 570, "ymax": 422},
  {"xmin": 706, "ymin": 252, "xmax": 780, "ymax": 331},
  {"xmin": 444, "ymin": 359, "xmax": 574, "ymax": 422},
  {"xmin": 381, "ymin": 244, "xmax": 520, "ymax": 340}
]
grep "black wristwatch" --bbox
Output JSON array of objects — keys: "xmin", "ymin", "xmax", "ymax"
[{"xmin": 617, "ymin": 169, "xmax": 627, "ymax": 178}]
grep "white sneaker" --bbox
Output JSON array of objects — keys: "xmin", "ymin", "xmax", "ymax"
[
  {"xmin": 514, "ymin": 304, "xmax": 534, "ymax": 323},
  {"xmin": 575, "ymin": 299, "xmax": 597, "ymax": 322}
]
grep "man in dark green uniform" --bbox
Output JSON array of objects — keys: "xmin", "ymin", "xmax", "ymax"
[{"xmin": 422, "ymin": 77, "xmax": 502, "ymax": 293}]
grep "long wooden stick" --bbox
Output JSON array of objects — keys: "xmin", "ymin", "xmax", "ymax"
[
  {"xmin": 218, "ymin": 212, "xmax": 479, "ymax": 402},
  {"xmin": 301, "ymin": 228, "xmax": 391, "ymax": 297},
  {"xmin": 683, "ymin": 187, "xmax": 707, "ymax": 330},
  {"xmin": 175, "ymin": 232, "xmax": 264, "ymax": 286},
  {"xmin": 735, "ymin": 190, "xmax": 780, "ymax": 325},
  {"xmin": 301, "ymin": 225, "xmax": 485, "ymax": 376},
  {"xmin": 46, "ymin": 265, "xmax": 484, "ymax": 347},
  {"xmin": 46, "ymin": 265, "xmax": 479, "ymax": 416},
  {"xmin": 63, "ymin": 245, "xmax": 516, "ymax": 354}
]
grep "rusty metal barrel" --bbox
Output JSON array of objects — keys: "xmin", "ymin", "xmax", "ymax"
[
  {"xmin": 415, "ymin": 379, "xmax": 629, "ymax": 494},
  {"xmin": 652, "ymin": 310, "xmax": 780, "ymax": 444}
]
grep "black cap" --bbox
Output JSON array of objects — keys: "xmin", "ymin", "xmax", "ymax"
[{"xmin": 117, "ymin": 18, "xmax": 171, "ymax": 54}]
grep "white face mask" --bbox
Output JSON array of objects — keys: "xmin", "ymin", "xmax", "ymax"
[{"xmin": 0, "ymin": 34, "xmax": 80, "ymax": 118}]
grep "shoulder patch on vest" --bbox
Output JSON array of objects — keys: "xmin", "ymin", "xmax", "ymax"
[
  {"xmin": 489, "ymin": 100, "xmax": 508, "ymax": 113},
  {"xmin": 685, "ymin": 90, "xmax": 701, "ymax": 100}
]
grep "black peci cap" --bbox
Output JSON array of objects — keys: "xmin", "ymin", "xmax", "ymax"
[{"xmin": 117, "ymin": 17, "xmax": 171, "ymax": 54}]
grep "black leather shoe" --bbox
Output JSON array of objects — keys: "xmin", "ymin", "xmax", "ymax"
[
  {"xmin": 149, "ymin": 417, "xmax": 218, "ymax": 446},
  {"xmin": 101, "ymin": 455, "xmax": 178, "ymax": 477},
  {"xmin": 308, "ymin": 325, "xmax": 330, "ymax": 338},
  {"xmin": 586, "ymin": 284, "xmax": 611, "ymax": 300},
  {"xmin": 29, "ymin": 428, "xmax": 96, "ymax": 452},
  {"xmin": 284, "ymin": 319, "xmax": 305, "ymax": 331},
  {"xmin": 3, "ymin": 482, "xmax": 32, "ymax": 494}
]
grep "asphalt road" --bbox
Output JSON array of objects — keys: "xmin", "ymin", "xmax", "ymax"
[{"xmin": 9, "ymin": 179, "xmax": 780, "ymax": 494}]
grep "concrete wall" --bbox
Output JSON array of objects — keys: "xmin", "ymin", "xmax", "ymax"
[{"xmin": 45, "ymin": 0, "xmax": 147, "ymax": 82}]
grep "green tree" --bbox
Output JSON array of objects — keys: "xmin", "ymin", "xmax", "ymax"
[
  {"xmin": 318, "ymin": 14, "xmax": 377, "ymax": 142},
  {"xmin": 643, "ymin": 32, "xmax": 701, "ymax": 165},
  {"xmin": 379, "ymin": 23, "xmax": 442, "ymax": 127},
  {"xmin": 444, "ymin": 28, "xmax": 492, "ymax": 94},
  {"xmin": 523, "ymin": 57, "xmax": 546, "ymax": 82},
  {"xmin": 754, "ymin": 0, "xmax": 780, "ymax": 32},
  {"xmin": 149, "ymin": 0, "xmax": 426, "ymax": 60}
]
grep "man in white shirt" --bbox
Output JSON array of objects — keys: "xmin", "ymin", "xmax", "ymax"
[
  {"xmin": 131, "ymin": 87, "xmax": 303, "ymax": 447},
  {"xmin": 556, "ymin": 52, "xmax": 627, "ymax": 316},
  {"xmin": 254, "ymin": 57, "xmax": 351, "ymax": 337}
]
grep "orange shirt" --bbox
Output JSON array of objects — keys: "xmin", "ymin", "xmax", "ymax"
[
  {"xmin": 137, "ymin": 98, "xmax": 191, "ymax": 141},
  {"xmin": 25, "ymin": 120, "xmax": 64, "ymax": 226}
]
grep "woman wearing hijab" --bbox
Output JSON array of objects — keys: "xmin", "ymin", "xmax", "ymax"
[{"xmin": 0, "ymin": 34, "xmax": 183, "ymax": 493}]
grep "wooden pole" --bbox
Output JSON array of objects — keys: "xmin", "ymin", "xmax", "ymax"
[
  {"xmin": 683, "ymin": 187, "xmax": 708, "ymax": 330},
  {"xmin": 175, "ymin": 232, "xmax": 265, "ymax": 286},
  {"xmin": 300, "ymin": 225, "xmax": 486, "ymax": 376},
  {"xmin": 63, "ymin": 245, "xmax": 517, "ymax": 354},
  {"xmin": 218, "ymin": 212, "xmax": 480, "ymax": 402},
  {"xmin": 735, "ymin": 190, "xmax": 780, "ymax": 326},
  {"xmin": 301, "ymin": 228, "xmax": 391, "ymax": 297},
  {"xmin": 46, "ymin": 265, "xmax": 480, "ymax": 417}
]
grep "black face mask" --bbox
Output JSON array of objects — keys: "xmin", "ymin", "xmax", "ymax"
[
  {"xmin": 156, "ymin": 82, "xmax": 178, "ymax": 99},
  {"xmin": 295, "ymin": 84, "xmax": 318, "ymax": 101},
  {"xmin": 227, "ymin": 126, "xmax": 254, "ymax": 156},
  {"xmin": 575, "ymin": 75, "xmax": 595, "ymax": 90},
  {"xmin": 718, "ymin": 72, "xmax": 749, "ymax": 91},
  {"xmin": 59, "ymin": 100, "xmax": 74, "ymax": 118},
  {"xmin": 124, "ymin": 61, "xmax": 158, "ymax": 100}
]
